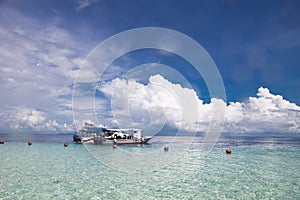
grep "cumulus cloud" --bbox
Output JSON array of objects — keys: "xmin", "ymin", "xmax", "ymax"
[
  {"xmin": 99, "ymin": 74, "xmax": 202, "ymax": 132},
  {"xmin": 225, "ymin": 87, "xmax": 300, "ymax": 133},
  {"xmin": 98, "ymin": 74, "xmax": 300, "ymax": 134}
]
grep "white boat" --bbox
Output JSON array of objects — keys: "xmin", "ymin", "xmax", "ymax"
[{"xmin": 73, "ymin": 123, "xmax": 151, "ymax": 145}]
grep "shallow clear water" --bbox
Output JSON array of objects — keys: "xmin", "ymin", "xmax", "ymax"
[{"xmin": 0, "ymin": 134, "xmax": 299, "ymax": 199}]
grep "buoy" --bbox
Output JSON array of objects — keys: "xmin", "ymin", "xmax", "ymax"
[
  {"xmin": 64, "ymin": 142, "xmax": 69, "ymax": 147},
  {"xmin": 0, "ymin": 140, "xmax": 4, "ymax": 144},
  {"xmin": 113, "ymin": 144, "xmax": 117, "ymax": 149},
  {"xmin": 28, "ymin": 141, "xmax": 32, "ymax": 145},
  {"xmin": 226, "ymin": 148, "xmax": 232, "ymax": 154},
  {"xmin": 164, "ymin": 146, "xmax": 169, "ymax": 152}
]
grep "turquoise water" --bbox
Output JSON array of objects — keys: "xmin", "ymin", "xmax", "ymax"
[{"xmin": 0, "ymin": 135, "xmax": 299, "ymax": 199}]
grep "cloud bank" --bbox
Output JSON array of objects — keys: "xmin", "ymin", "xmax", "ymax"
[
  {"xmin": 0, "ymin": 106, "xmax": 74, "ymax": 132},
  {"xmin": 99, "ymin": 74, "xmax": 300, "ymax": 134}
]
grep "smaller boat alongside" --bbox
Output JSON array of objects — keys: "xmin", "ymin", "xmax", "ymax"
[{"xmin": 73, "ymin": 123, "xmax": 151, "ymax": 145}]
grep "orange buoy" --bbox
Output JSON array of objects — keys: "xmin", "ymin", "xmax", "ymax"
[
  {"xmin": 226, "ymin": 148, "xmax": 232, "ymax": 154},
  {"xmin": 28, "ymin": 141, "xmax": 32, "ymax": 145},
  {"xmin": 64, "ymin": 142, "xmax": 69, "ymax": 147},
  {"xmin": 113, "ymin": 144, "xmax": 117, "ymax": 149},
  {"xmin": 164, "ymin": 146, "xmax": 169, "ymax": 152}
]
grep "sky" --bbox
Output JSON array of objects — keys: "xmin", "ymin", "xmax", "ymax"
[{"xmin": 0, "ymin": 0, "xmax": 299, "ymax": 134}]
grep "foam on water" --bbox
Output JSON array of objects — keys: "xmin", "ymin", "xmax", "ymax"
[{"xmin": 0, "ymin": 134, "xmax": 299, "ymax": 199}]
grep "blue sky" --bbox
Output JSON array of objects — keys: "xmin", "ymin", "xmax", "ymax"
[{"xmin": 0, "ymin": 0, "xmax": 299, "ymax": 133}]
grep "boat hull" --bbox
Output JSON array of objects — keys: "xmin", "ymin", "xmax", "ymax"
[
  {"xmin": 73, "ymin": 134, "xmax": 82, "ymax": 144},
  {"xmin": 73, "ymin": 135, "xmax": 151, "ymax": 145}
]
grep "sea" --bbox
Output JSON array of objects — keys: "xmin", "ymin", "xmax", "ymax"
[{"xmin": 0, "ymin": 133, "xmax": 299, "ymax": 199}]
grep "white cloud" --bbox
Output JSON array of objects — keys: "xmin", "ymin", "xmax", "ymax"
[
  {"xmin": 98, "ymin": 75, "xmax": 300, "ymax": 134},
  {"xmin": 76, "ymin": 0, "xmax": 98, "ymax": 11},
  {"xmin": 225, "ymin": 87, "xmax": 300, "ymax": 133},
  {"xmin": 1, "ymin": 7, "xmax": 299, "ymax": 135},
  {"xmin": 98, "ymin": 75, "xmax": 200, "ymax": 132},
  {"xmin": 0, "ymin": 7, "xmax": 84, "ymax": 132},
  {"xmin": 0, "ymin": 106, "xmax": 74, "ymax": 132}
]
